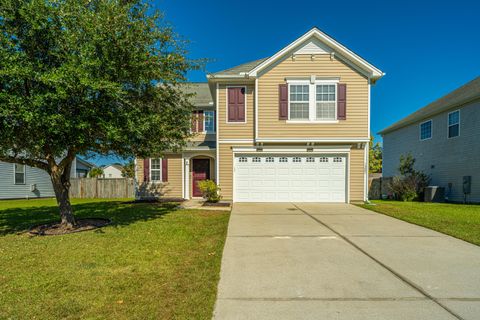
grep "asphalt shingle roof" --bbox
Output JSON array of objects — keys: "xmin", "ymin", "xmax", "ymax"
[
  {"xmin": 379, "ymin": 76, "xmax": 480, "ymax": 135},
  {"xmin": 179, "ymin": 82, "xmax": 213, "ymax": 107},
  {"xmin": 210, "ymin": 57, "xmax": 269, "ymax": 76}
]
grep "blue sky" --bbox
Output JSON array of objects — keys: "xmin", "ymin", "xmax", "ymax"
[{"xmin": 91, "ymin": 0, "xmax": 480, "ymax": 165}]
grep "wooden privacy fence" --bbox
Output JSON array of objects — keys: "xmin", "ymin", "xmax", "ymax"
[{"xmin": 69, "ymin": 178, "xmax": 135, "ymax": 199}]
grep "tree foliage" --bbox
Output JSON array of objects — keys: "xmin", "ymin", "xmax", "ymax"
[
  {"xmin": 88, "ymin": 167, "xmax": 104, "ymax": 178},
  {"xmin": 0, "ymin": 0, "xmax": 197, "ymax": 226},
  {"xmin": 121, "ymin": 161, "xmax": 134, "ymax": 178},
  {"xmin": 369, "ymin": 135, "xmax": 382, "ymax": 173}
]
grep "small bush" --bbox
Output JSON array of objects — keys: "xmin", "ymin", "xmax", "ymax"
[
  {"xmin": 388, "ymin": 153, "xmax": 430, "ymax": 201},
  {"xmin": 198, "ymin": 180, "xmax": 222, "ymax": 203}
]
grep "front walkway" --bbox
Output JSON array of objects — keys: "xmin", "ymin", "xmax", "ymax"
[{"xmin": 213, "ymin": 203, "xmax": 480, "ymax": 320}]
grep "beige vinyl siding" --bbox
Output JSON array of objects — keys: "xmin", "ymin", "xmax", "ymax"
[
  {"xmin": 218, "ymin": 142, "xmax": 254, "ymax": 200},
  {"xmin": 349, "ymin": 147, "xmax": 366, "ymax": 202},
  {"xmin": 257, "ymin": 54, "xmax": 369, "ymax": 138},
  {"xmin": 218, "ymin": 84, "xmax": 255, "ymax": 140},
  {"xmin": 135, "ymin": 154, "xmax": 183, "ymax": 198},
  {"xmin": 190, "ymin": 133, "xmax": 216, "ymax": 142}
]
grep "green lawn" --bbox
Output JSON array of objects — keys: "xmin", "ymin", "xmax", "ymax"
[
  {"xmin": 358, "ymin": 200, "xmax": 480, "ymax": 245},
  {"xmin": 0, "ymin": 198, "xmax": 230, "ymax": 320}
]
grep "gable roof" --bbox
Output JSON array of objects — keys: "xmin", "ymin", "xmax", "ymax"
[
  {"xmin": 208, "ymin": 27, "xmax": 384, "ymax": 81},
  {"xmin": 379, "ymin": 76, "xmax": 480, "ymax": 135},
  {"xmin": 179, "ymin": 82, "xmax": 214, "ymax": 107}
]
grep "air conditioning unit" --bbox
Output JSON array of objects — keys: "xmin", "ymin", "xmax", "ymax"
[{"xmin": 30, "ymin": 184, "xmax": 37, "ymax": 192}]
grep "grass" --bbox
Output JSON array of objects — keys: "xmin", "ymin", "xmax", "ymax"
[
  {"xmin": 0, "ymin": 198, "xmax": 230, "ymax": 320},
  {"xmin": 358, "ymin": 200, "xmax": 480, "ymax": 245}
]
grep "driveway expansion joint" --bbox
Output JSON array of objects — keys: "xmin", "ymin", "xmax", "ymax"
[{"xmin": 293, "ymin": 203, "xmax": 465, "ymax": 320}]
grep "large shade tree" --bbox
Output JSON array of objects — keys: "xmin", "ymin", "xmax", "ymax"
[{"xmin": 0, "ymin": 0, "xmax": 196, "ymax": 227}]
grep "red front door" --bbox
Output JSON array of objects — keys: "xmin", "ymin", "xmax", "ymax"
[{"xmin": 192, "ymin": 159, "xmax": 210, "ymax": 197}]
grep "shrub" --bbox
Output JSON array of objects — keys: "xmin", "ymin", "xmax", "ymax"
[
  {"xmin": 198, "ymin": 180, "xmax": 222, "ymax": 203},
  {"xmin": 388, "ymin": 153, "xmax": 430, "ymax": 201}
]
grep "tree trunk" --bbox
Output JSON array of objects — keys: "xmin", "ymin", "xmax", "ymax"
[{"xmin": 50, "ymin": 166, "xmax": 75, "ymax": 228}]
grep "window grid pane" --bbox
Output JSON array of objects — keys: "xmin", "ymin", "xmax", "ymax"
[
  {"xmin": 316, "ymin": 102, "xmax": 336, "ymax": 120},
  {"xmin": 448, "ymin": 111, "xmax": 459, "ymax": 126},
  {"xmin": 290, "ymin": 103, "xmax": 309, "ymax": 120}
]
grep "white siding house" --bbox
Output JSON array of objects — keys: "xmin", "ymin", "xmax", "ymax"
[
  {"xmin": 0, "ymin": 157, "xmax": 95, "ymax": 199},
  {"xmin": 101, "ymin": 164, "xmax": 124, "ymax": 178}
]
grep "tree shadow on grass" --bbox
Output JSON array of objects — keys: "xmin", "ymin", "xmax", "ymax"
[{"xmin": 0, "ymin": 201, "xmax": 179, "ymax": 236}]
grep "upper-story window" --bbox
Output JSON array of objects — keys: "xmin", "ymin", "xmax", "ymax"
[
  {"xmin": 420, "ymin": 120, "xmax": 432, "ymax": 140},
  {"xmin": 288, "ymin": 81, "xmax": 338, "ymax": 122},
  {"xmin": 316, "ymin": 85, "xmax": 336, "ymax": 120},
  {"xmin": 204, "ymin": 111, "xmax": 215, "ymax": 133},
  {"xmin": 448, "ymin": 110, "xmax": 460, "ymax": 138},
  {"xmin": 14, "ymin": 164, "xmax": 25, "ymax": 184},
  {"xmin": 289, "ymin": 85, "xmax": 310, "ymax": 120},
  {"xmin": 192, "ymin": 110, "xmax": 215, "ymax": 133}
]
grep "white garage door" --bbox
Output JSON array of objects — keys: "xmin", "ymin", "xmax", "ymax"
[{"xmin": 234, "ymin": 154, "xmax": 347, "ymax": 202}]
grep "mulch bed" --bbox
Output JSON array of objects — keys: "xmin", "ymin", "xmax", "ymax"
[
  {"xmin": 29, "ymin": 218, "xmax": 111, "ymax": 236},
  {"xmin": 202, "ymin": 202, "xmax": 231, "ymax": 207}
]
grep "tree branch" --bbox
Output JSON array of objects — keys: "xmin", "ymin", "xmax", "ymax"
[{"xmin": 0, "ymin": 155, "xmax": 49, "ymax": 171}]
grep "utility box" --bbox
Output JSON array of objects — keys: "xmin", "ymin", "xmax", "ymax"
[
  {"xmin": 463, "ymin": 176, "xmax": 472, "ymax": 194},
  {"xmin": 424, "ymin": 186, "xmax": 445, "ymax": 203}
]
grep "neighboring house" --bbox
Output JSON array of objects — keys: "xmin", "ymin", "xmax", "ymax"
[
  {"xmin": 380, "ymin": 76, "xmax": 480, "ymax": 203},
  {"xmin": 0, "ymin": 157, "xmax": 95, "ymax": 199},
  {"xmin": 72, "ymin": 157, "xmax": 96, "ymax": 178},
  {"xmin": 135, "ymin": 27, "xmax": 384, "ymax": 203},
  {"xmin": 101, "ymin": 164, "xmax": 124, "ymax": 178}
]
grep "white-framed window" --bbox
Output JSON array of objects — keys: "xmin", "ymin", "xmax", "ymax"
[
  {"xmin": 289, "ymin": 84, "xmax": 309, "ymax": 120},
  {"xmin": 238, "ymin": 157, "xmax": 248, "ymax": 163},
  {"xmin": 319, "ymin": 157, "xmax": 328, "ymax": 162},
  {"xmin": 333, "ymin": 157, "xmax": 343, "ymax": 163},
  {"xmin": 316, "ymin": 84, "xmax": 336, "ymax": 120},
  {"xmin": 420, "ymin": 120, "xmax": 432, "ymax": 140},
  {"xmin": 252, "ymin": 157, "xmax": 261, "ymax": 163},
  {"xmin": 306, "ymin": 157, "xmax": 315, "ymax": 163},
  {"xmin": 266, "ymin": 157, "xmax": 274, "ymax": 163},
  {"xmin": 288, "ymin": 80, "xmax": 338, "ymax": 122},
  {"xmin": 204, "ymin": 110, "xmax": 215, "ymax": 133},
  {"xmin": 150, "ymin": 158, "xmax": 162, "ymax": 181},
  {"xmin": 14, "ymin": 164, "xmax": 25, "ymax": 185},
  {"xmin": 448, "ymin": 110, "xmax": 460, "ymax": 138},
  {"xmin": 292, "ymin": 157, "xmax": 301, "ymax": 163},
  {"xmin": 279, "ymin": 157, "xmax": 288, "ymax": 163}
]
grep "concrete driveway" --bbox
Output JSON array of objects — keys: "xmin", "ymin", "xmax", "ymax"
[{"xmin": 213, "ymin": 203, "xmax": 480, "ymax": 320}]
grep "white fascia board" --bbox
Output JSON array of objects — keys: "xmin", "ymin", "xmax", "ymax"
[
  {"xmin": 255, "ymin": 137, "xmax": 370, "ymax": 143},
  {"xmin": 248, "ymin": 28, "xmax": 384, "ymax": 79},
  {"xmin": 232, "ymin": 145, "xmax": 351, "ymax": 153}
]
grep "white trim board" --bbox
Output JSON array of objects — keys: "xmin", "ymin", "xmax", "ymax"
[{"xmin": 255, "ymin": 137, "xmax": 370, "ymax": 143}]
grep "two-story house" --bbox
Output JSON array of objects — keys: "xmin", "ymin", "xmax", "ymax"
[
  {"xmin": 380, "ymin": 76, "xmax": 480, "ymax": 203},
  {"xmin": 135, "ymin": 27, "xmax": 384, "ymax": 203}
]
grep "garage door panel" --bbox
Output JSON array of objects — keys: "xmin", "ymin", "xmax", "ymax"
[{"xmin": 234, "ymin": 155, "xmax": 346, "ymax": 203}]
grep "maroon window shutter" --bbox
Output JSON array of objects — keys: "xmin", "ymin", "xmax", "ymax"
[
  {"xmin": 162, "ymin": 158, "xmax": 168, "ymax": 182},
  {"xmin": 143, "ymin": 158, "xmax": 150, "ymax": 182},
  {"xmin": 337, "ymin": 84, "xmax": 347, "ymax": 120},
  {"xmin": 197, "ymin": 111, "xmax": 204, "ymax": 132},
  {"xmin": 227, "ymin": 88, "xmax": 237, "ymax": 121},
  {"xmin": 279, "ymin": 84, "xmax": 288, "ymax": 120},
  {"xmin": 237, "ymin": 87, "xmax": 245, "ymax": 121}
]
